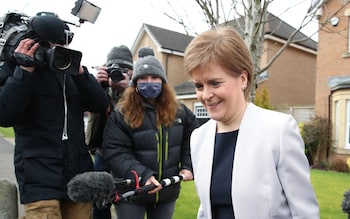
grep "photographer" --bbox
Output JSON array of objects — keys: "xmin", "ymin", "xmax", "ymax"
[
  {"xmin": 85, "ymin": 45, "xmax": 133, "ymax": 219},
  {"xmin": 0, "ymin": 13, "xmax": 108, "ymax": 219}
]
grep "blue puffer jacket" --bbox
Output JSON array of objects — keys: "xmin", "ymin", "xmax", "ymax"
[
  {"xmin": 0, "ymin": 64, "xmax": 109, "ymax": 203},
  {"xmin": 103, "ymin": 102, "xmax": 198, "ymax": 205}
]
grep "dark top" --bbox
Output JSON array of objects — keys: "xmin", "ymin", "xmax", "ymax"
[{"xmin": 210, "ymin": 130, "xmax": 238, "ymax": 219}]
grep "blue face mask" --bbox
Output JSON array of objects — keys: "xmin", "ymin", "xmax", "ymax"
[{"xmin": 137, "ymin": 82, "xmax": 162, "ymax": 99}]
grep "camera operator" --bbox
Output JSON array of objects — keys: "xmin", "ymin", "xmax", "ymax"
[
  {"xmin": 85, "ymin": 45, "xmax": 133, "ymax": 219},
  {"xmin": 0, "ymin": 14, "xmax": 108, "ymax": 219}
]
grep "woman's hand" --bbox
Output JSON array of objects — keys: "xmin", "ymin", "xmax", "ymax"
[
  {"xmin": 179, "ymin": 169, "xmax": 194, "ymax": 181},
  {"xmin": 145, "ymin": 176, "xmax": 162, "ymax": 194}
]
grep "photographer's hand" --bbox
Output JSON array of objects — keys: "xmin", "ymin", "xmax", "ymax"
[
  {"xmin": 14, "ymin": 39, "xmax": 39, "ymax": 73},
  {"xmin": 111, "ymin": 73, "xmax": 129, "ymax": 92},
  {"xmin": 95, "ymin": 66, "xmax": 109, "ymax": 87},
  {"xmin": 78, "ymin": 66, "xmax": 85, "ymax": 74}
]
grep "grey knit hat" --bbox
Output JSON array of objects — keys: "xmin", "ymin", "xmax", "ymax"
[
  {"xmin": 138, "ymin": 47, "xmax": 154, "ymax": 58},
  {"xmin": 105, "ymin": 45, "xmax": 133, "ymax": 69},
  {"xmin": 131, "ymin": 56, "xmax": 167, "ymax": 86}
]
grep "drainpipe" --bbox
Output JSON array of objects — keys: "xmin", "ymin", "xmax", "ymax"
[
  {"xmin": 327, "ymin": 92, "xmax": 332, "ymax": 161},
  {"xmin": 165, "ymin": 54, "xmax": 169, "ymax": 80}
]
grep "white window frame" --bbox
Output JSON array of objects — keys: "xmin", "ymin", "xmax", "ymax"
[
  {"xmin": 193, "ymin": 102, "xmax": 209, "ymax": 118},
  {"xmin": 346, "ymin": 100, "xmax": 350, "ymax": 149},
  {"xmin": 334, "ymin": 100, "xmax": 339, "ymax": 147},
  {"xmin": 348, "ymin": 17, "xmax": 350, "ymax": 53}
]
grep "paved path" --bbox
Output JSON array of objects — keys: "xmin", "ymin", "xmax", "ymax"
[{"xmin": 0, "ymin": 136, "xmax": 24, "ymax": 217}]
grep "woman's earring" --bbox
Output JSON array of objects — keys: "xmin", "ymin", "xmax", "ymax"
[{"xmin": 242, "ymin": 86, "xmax": 246, "ymax": 91}]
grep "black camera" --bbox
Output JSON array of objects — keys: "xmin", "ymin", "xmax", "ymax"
[
  {"xmin": 0, "ymin": 12, "xmax": 81, "ymax": 75},
  {"xmin": 106, "ymin": 63, "xmax": 128, "ymax": 83},
  {"xmin": 35, "ymin": 45, "xmax": 82, "ymax": 75}
]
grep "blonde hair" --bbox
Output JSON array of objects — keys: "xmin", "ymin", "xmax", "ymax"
[{"xmin": 184, "ymin": 26, "xmax": 253, "ymax": 101}]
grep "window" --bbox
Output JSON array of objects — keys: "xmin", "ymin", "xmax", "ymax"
[
  {"xmin": 194, "ymin": 102, "xmax": 209, "ymax": 118},
  {"xmin": 256, "ymin": 71, "xmax": 269, "ymax": 84},
  {"xmin": 346, "ymin": 100, "xmax": 350, "ymax": 149},
  {"xmin": 348, "ymin": 17, "xmax": 350, "ymax": 53},
  {"xmin": 335, "ymin": 100, "xmax": 339, "ymax": 147}
]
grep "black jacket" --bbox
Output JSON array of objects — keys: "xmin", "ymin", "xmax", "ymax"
[
  {"xmin": 0, "ymin": 64, "xmax": 109, "ymax": 203},
  {"xmin": 85, "ymin": 88, "xmax": 121, "ymax": 153},
  {"xmin": 102, "ymin": 102, "xmax": 198, "ymax": 205}
]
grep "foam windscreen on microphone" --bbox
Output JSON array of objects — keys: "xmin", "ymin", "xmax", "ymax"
[{"xmin": 67, "ymin": 171, "xmax": 115, "ymax": 205}]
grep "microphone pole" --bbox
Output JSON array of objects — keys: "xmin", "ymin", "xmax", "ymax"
[{"xmin": 114, "ymin": 175, "xmax": 184, "ymax": 203}]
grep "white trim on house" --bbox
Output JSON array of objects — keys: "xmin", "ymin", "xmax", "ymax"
[
  {"xmin": 346, "ymin": 100, "xmax": 350, "ymax": 149},
  {"xmin": 176, "ymin": 94, "xmax": 197, "ymax": 99},
  {"xmin": 265, "ymin": 35, "xmax": 317, "ymax": 55}
]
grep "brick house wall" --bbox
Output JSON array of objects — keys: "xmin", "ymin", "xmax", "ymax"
[
  {"xmin": 316, "ymin": 0, "xmax": 350, "ymax": 117},
  {"xmin": 316, "ymin": 0, "xmax": 350, "ymax": 162},
  {"xmin": 132, "ymin": 33, "xmax": 191, "ymax": 88},
  {"xmin": 258, "ymin": 38, "xmax": 316, "ymax": 108}
]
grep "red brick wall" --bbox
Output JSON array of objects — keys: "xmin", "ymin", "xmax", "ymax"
[
  {"xmin": 316, "ymin": 0, "xmax": 350, "ymax": 117},
  {"xmin": 258, "ymin": 39, "xmax": 316, "ymax": 107}
]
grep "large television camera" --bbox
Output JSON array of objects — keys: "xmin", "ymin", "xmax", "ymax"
[{"xmin": 0, "ymin": 12, "xmax": 81, "ymax": 75}]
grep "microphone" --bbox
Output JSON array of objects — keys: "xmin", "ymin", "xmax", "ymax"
[
  {"xmin": 67, "ymin": 171, "xmax": 183, "ymax": 206},
  {"xmin": 67, "ymin": 171, "xmax": 119, "ymax": 207}
]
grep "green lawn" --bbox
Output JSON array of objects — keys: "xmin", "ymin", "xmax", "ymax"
[
  {"xmin": 311, "ymin": 169, "xmax": 350, "ymax": 219},
  {"xmin": 0, "ymin": 126, "xmax": 14, "ymax": 138},
  {"xmin": 174, "ymin": 181, "xmax": 200, "ymax": 219},
  {"xmin": 174, "ymin": 169, "xmax": 350, "ymax": 219}
]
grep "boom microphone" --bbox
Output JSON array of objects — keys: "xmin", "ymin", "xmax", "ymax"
[
  {"xmin": 67, "ymin": 171, "xmax": 117, "ymax": 206},
  {"xmin": 67, "ymin": 171, "xmax": 184, "ymax": 206}
]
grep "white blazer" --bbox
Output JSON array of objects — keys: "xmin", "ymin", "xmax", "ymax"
[{"xmin": 191, "ymin": 103, "xmax": 319, "ymax": 219}]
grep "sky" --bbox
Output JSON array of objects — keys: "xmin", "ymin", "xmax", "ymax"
[{"xmin": 0, "ymin": 0, "xmax": 318, "ymax": 70}]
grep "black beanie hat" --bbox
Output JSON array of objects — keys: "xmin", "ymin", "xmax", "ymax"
[
  {"xmin": 131, "ymin": 56, "xmax": 167, "ymax": 86},
  {"xmin": 30, "ymin": 15, "xmax": 66, "ymax": 44},
  {"xmin": 138, "ymin": 47, "xmax": 154, "ymax": 58},
  {"xmin": 106, "ymin": 45, "xmax": 133, "ymax": 69}
]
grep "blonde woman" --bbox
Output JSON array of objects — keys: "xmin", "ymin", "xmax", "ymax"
[{"xmin": 184, "ymin": 26, "xmax": 320, "ymax": 219}]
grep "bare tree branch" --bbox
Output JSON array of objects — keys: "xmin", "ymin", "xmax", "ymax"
[{"xmin": 160, "ymin": 0, "xmax": 350, "ymax": 100}]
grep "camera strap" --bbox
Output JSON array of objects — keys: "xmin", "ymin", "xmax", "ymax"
[{"xmin": 13, "ymin": 52, "xmax": 38, "ymax": 67}]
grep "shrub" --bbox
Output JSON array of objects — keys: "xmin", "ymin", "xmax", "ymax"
[
  {"xmin": 301, "ymin": 116, "xmax": 329, "ymax": 166},
  {"xmin": 254, "ymin": 87, "xmax": 274, "ymax": 110},
  {"xmin": 341, "ymin": 189, "xmax": 350, "ymax": 216},
  {"xmin": 319, "ymin": 160, "xmax": 330, "ymax": 170},
  {"xmin": 330, "ymin": 159, "xmax": 349, "ymax": 173}
]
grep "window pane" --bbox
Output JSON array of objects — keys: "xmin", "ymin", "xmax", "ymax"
[
  {"xmin": 194, "ymin": 103, "xmax": 209, "ymax": 118},
  {"xmin": 346, "ymin": 100, "xmax": 350, "ymax": 148},
  {"xmin": 335, "ymin": 101, "xmax": 339, "ymax": 146}
]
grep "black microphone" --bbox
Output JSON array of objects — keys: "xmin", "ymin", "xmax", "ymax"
[{"xmin": 67, "ymin": 171, "xmax": 119, "ymax": 207}]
